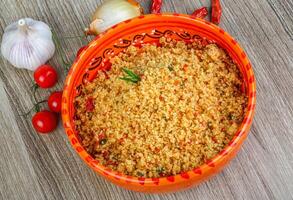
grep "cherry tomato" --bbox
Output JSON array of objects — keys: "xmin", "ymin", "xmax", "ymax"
[
  {"xmin": 34, "ymin": 65, "xmax": 58, "ymax": 88},
  {"xmin": 48, "ymin": 91, "xmax": 62, "ymax": 113},
  {"xmin": 32, "ymin": 110, "xmax": 58, "ymax": 133}
]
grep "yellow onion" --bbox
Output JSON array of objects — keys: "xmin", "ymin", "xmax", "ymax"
[{"xmin": 85, "ymin": 0, "xmax": 143, "ymax": 35}]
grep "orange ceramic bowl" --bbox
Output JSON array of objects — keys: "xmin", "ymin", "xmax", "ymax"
[{"xmin": 61, "ymin": 14, "xmax": 256, "ymax": 193}]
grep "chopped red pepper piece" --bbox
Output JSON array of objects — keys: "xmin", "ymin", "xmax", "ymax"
[
  {"xmin": 85, "ymin": 97, "xmax": 94, "ymax": 112},
  {"xmin": 102, "ymin": 150, "xmax": 109, "ymax": 160},
  {"xmin": 154, "ymin": 147, "xmax": 160, "ymax": 153},
  {"xmin": 183, "ymin": 64, "xmax": 188, "ymax": 72},
  {"xmin": 107, "ymin": 160, "xmax": 118, "ymax": 166},
  {"xmin": 98, "ymin": 133, "xmax": 106, "ymax": 140}
]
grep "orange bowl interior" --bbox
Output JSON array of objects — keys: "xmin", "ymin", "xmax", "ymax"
[{"xmin": 61, "ymin": 14, "xmax": 256, "ymax": 193}]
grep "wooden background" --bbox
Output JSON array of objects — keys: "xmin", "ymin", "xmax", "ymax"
[{"xmin": 0, "ymin": 0, "xmax": 292, "ymax": 199}]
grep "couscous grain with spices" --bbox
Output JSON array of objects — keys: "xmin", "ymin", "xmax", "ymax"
[{"xmin": 74, "ymin": 37, "xmax": 247, "ymax": 178}]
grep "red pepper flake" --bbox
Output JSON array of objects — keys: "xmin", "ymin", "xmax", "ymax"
[
  {"xmin": 151, "ymin": 0, "xmax": 163, "ymax": 14},
  {"xmin": 85, "ymin": 97, "xmax": 94, "ymax": 112},
  {"xmin": 212, "ymin": 136, "xmax": 218, "ymax": 143},
  {"xmin": 183, "ymin": 64, "xmax": 188, "ymax": 72},
  {"xmin": 107, "ymin": 160, "xmax": 118, "ymax": 166},
  {"xmin": 102, "ymin": 150, "xmax": 109, "ymax": 160},
  {"xmin": 191, "ymin": 7, "xmax": 208, "ymax": 19},
  {"xmin": 174, "ymin": 80, "xmax": 180, "ymax": 86},
  {"xmin": 73, "ymin": 114, "xmax": 80, "ymax": 120},
  {"xmin": 194, "ymin": 111, "xmax": 200, "ymax": 116},
  {"xmin": 118, "ymin": 138, "xmax": 124, "ymax": 144},
  {"xmin": 211, "ymin": 0, "xmax": 222, "ymax": 25},
  {"xmin": 98, "ymin": 133, "xmax": 106, "ymax": 140},
  {"xmin": 154, "ymin": 147, "xmax": 160, "ymax": 153}
]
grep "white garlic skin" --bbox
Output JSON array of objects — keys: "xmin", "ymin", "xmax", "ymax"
[{"xmin": 1, "ymin": 18, "xmax": 55, "ymax": 71}]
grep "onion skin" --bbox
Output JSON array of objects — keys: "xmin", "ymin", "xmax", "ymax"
[
  {"xmin": 126, "ymin": 0, "xmax": 144, "ymax": 13},
  {"xmin": 85, "ymin": 0, "xmax": 143, "ymax": 35}
]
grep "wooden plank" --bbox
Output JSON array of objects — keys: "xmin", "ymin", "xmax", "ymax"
[
  {"xmin": 0, "ymin": 81, "xmax": 45, "ymax": 200},
  {"xmin": 0, "ymin": 0, "xmax": 292, "ymax": 199}
]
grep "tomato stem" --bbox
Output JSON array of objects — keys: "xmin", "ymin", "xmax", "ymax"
[
  {"xmin": 52, "ymin": 30, "xmax": 71, "ymax": 72},
  {"xmin": 20, "ymin": 100, "xmax": 47, "ymax": 116},
  {"xmin": 31, "ymin": 83, "xmax": 39, "ymax": 104},
  {"xmin": 52, "ymin": 30, "xmax": 88, "ymax": 73}
]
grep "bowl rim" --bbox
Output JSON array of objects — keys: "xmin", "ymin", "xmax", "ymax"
[{"xmin": 61, "ymin": 13, "xmax": 256, "ymax": 187}]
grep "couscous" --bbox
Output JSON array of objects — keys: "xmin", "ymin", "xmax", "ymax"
[{"xmin": 73, "ymin": 37, "xmax": 247, "ymax": 178}]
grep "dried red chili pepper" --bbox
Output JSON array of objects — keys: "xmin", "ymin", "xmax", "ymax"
[
  {"xmin": 191, "ymin": 7, "xmax": 208, "ymax": 19},
  {"xmin": 151, "ymin": 0, "xmax": 163, "ymax": 14},
  {"xmin": 211, "ymin": 0, "xmax": 222, "ymax": 25}
]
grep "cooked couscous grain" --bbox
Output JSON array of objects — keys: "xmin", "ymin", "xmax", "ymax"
[{"xmin": 74, "ymin": 37, "xmax": 247, "ymax": 178}]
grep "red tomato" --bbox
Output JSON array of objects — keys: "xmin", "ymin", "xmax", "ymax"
[
  {"xmin": 48, "ymin": 91, "xmax": 62, "ymax": 113},
  {"xmin": 34, "ymin": 65, "xmax": 58, "ymax": 88},
  {"xmin": 32, "ymin": 110, "xmax": 58, "ymax": 133}
]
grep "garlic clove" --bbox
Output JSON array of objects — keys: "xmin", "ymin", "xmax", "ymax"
[{"xmin": 1, "ymin": 18, "xmax": 55, "ymax": 71}]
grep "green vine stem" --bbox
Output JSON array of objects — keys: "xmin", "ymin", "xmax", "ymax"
[
  {"xmin": 31, "ymin": 83, "xmax": 39, "ymax": 104},
  {"xmin": 52, "ymin": 30, "xmax": 89, "ymax": 73},
  {"xmin": 52, "ymin": 30, "xmax": 71, "ymax": 72},
  {"xmin": 20, "ymin": 100, "xmax": 47, "ymax": 116}
]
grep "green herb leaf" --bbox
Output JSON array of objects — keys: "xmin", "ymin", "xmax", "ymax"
[
  {"xmin": 119, "ymin": 77, "xmax": 134, "ymax": 82},
  {"xmin": 119, "ymin": 68, "xmax": 141, "ymax": 83}
]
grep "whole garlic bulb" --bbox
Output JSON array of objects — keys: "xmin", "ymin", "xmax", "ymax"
[
  {"xmin": 85, "ymin": 0, "xmax": 143, "ymax": 35},
  {"xmin": 1, "ymin": 18, "xmax": 55, "ymax": 71}
]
